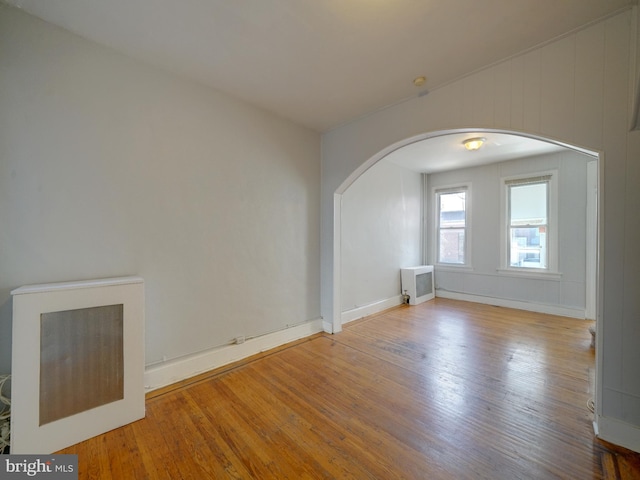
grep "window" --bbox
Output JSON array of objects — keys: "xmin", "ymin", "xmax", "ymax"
[
  {"xmin": 436, "ymin": 188, "xmax": 467, "ymax": 265},
  {"xmin": 507, "ymin": 179, "xmax": 548, "ymax": 268},
  {"xmin": 502, "ymin": 172, "xmax": 557, "ymax": 274}
]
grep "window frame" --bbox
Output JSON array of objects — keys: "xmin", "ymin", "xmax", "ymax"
[
  {"xmin": 433, "ymin": 184, "xmax": 471, "ymax": 268},
  {"xmin": 499, "ymin": 171, "xmax": 560, "ymax": 278}
]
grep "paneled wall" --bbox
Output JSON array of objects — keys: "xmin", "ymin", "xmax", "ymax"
[
  {"xmin": 340, "ymin": 161, "xmax": 422, "ymax": 316},
  {"xmin": 322, "ymin": 8, "xmax": 640, "ymax": 450},
  {"xmin": 427, "ymin": 151, "xmax": 592, "ymax": 316}
]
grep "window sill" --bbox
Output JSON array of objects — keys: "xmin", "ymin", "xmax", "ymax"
[
  {"xmin": 435, "ymin": 264, "xmax": 474, "ymax": 272},
  {"xmin": 496, "ymin": 268, "xmax": 562, "ymax": 281}
]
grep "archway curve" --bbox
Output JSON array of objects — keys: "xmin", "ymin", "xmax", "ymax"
[{"xmin": 331, "ymin": 127, "xmax": 602, "ymax": 338}]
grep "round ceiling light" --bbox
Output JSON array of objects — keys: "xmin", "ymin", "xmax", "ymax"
[{"xmin": 463, "ymin": 137, "xmax": 486, "ymax": 151}]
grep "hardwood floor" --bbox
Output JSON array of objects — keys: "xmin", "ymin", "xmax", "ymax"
[{"xmin": 58, "ymin": 298, "xmax": 640, "ymax": 479}]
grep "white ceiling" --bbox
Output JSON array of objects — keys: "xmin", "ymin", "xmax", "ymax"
[
  {"xmin": 3, "ymin": 0, "xmax": 636, "ymax": 132},
  {"xmin": 384, "ymin": 132, "xmax": 584, "ymax": 174}
]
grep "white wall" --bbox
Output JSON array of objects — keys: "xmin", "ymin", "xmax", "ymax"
[
  {"xmin": 0, "ymin": 6, "xmax": 321, "ymax": 379},
  {"xmin": 340, "ymin": 160, "xmax": 422, "ymax": 316},
  {"xmin": 321, "ymin": 8, "xmax": 640, "ymax": 450},
  {"xmin": 427, "ymin": 151, "xmax": 590, "ymax": 315}
]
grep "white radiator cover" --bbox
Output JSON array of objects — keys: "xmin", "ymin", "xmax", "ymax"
[
  {"xmin": 401, "ymin": 266, "xmax": 435, "ymax": 305},
  {"xmin": 10, "ymin": 276, "xmax": 145, "ymax": 454}
]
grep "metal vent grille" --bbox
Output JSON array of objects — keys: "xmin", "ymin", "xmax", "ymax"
[
  {"xmin": 415, "ymin": 272, "xmax": 433, "ymax": 298},
  {"xmin": 40, "ymin": 304, "xmax": 124, "ymax": 426}
]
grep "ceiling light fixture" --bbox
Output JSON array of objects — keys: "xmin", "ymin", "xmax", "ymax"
[{"xmin": 463, "ymin": 137, "xmax": 486, "ymax": 151}]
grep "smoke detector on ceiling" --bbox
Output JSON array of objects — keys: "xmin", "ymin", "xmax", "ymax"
[{"xmin": 413, "ymin": 76, "xmax": 427, "ymax": 87}]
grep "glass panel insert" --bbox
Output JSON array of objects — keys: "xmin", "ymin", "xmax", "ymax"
[
  {"xmin": 437, "ymin": 190, "xmax": 466, "ymax": 264},
  {"xmin": 508, "ymin": 181, "xmax": 548, "ymax": 269},
  {"xmin": 439, "ymin": 228, "xmax": 465, "ymax": 264}
]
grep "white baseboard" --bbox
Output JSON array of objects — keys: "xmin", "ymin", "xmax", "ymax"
[
  {"xmin": 596, "ymin": 414, "xmax": 640, "ymax": 453},
  {"xmin": 435, "ymin": 290, "xmax": 585, "ymax": 319},
  {"xmin": 144, "ymin": 319, "xmax": 324, "ymax": 392},
  {"xmin": 341, "ymin": 295, "xmax": 403, "ymax": 324}
]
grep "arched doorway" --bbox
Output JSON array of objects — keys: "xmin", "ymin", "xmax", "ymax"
[{"xmin": 332, "ymin": 128, "xmax": 601, "ymax": 337}]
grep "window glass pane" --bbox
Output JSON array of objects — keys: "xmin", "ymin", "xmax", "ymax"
[
  {"xmin": 509, "ymin": 227, "xmax": 547, "ymax": 268},
  {"xmin": 439, "ymin": 192, "xmax": 466, "ymax": 227},
  {"xmin": 439, "ymin": 229, "xmax": 465, "ymax": 264},
  {"xmin": 510, "ymin": 183, "xmax": 546, "ymax": 226}
]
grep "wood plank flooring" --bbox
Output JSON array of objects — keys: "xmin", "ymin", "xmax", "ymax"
[{"xmin": 58, "ymin": 298, "xmax": 640, "ymax": 479}]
